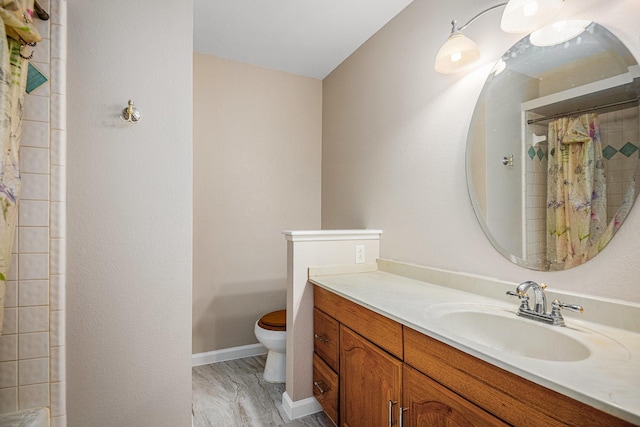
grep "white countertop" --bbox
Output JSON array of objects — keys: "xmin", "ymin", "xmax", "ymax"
[{"xmin": 309, "ymin": 260, "xmax": 640, "ymax": 425}]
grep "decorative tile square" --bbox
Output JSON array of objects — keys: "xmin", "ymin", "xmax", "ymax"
[
  {"xmin": 0, "ymin": 361, "xmax": 17, "ymax": 388},
  {"xmin": 50, "ymin": 346, "xmax": 65, "ymax": 382},
  {"xmin": 50, "ymin": 130, "xmax": 65, "ymax": 166},
  {"xmin": 3, "ymin": 308, "xmax": 18, "ymax": 334},
  {"xmin": 0, "ymin": 334, "xmax": 18, "ymax": 362},
  {"xmin": 19, "ymin": 307, "xmax": 50, "ymax": 333},
  {"xmin": 619, "ymin": 142, "xmax": 638, "ymax": 157},
  {"xmin": 528, "ymin": 146, "xmax": 536, "ymax": 159},
  {"xmin": 23, "ymin": 95, "xmax": 50, "ymax": 122},
  {"xmin": 18, "ymin": 227, "xmax": 49, "ymax": 253},
  {"xmin": 49, "ymin": 275, "xmax": 64, "ymax": 311},
  {"xmin": 50, "ymin": 311, "xmax": 65, "ymax": 348},
  {"xmin": 18, "ymin": 332, "xmax": 49, "ymax": 360},
  {"xmin": 19, "ymin": 358, "xmax": 49, "ymax": 386},
  {"xmin": 20, "ymin": 173, "xmax": 50, "ymax": 201},
  {"xmin": 19, "ymin": 280, "xmax": 49, "ymax": 306},
  {"xmin": 18, "ymin": 254, "xmax": 49, "ymax": 280},
  {"xmin": 50, "ymin": 238, "xmax": 65, "ymax": 276},
  {"xmin": 50, "ymin": 381, "xmax": 65, "ymax": 417},
  {"xmin": 21, "ymin": 120, "xmax": 50, "ymax": 148},
  {"xmin": 20, "ymin": 147, "xmax": 50, "ymax": 174},
  {"xmin": 19, "ymin": 200, "xmax": 49, "ymax": 227},
  {"xmin": 0, "ymin": 387, "xmax": 18, "ymax": 413},
  {"xmin": 602, "ymin": 145, "xmax": 618, "ymax": 160},
  {"xmin": 50, "ymin": 166, "xmax": 66, "ymax": 202},
  {"xmin": 537, "ymin": 147, "xmax": 544, "ymax": 160},
  {"xmin": 18, "ymin": 383, "xmax": 49, "ymax": 410},
  {"xmin": 27, "ymin": 62, "xmax": 50, "ymax": 97}
]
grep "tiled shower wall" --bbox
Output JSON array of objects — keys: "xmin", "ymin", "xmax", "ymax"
[
  {"xmin": 525, "ymin": 105, "xmax": 640, "ymax": 267},
  {"xmin": 0, "ymin": 1, "xmax": 67, "ymax": 426}
]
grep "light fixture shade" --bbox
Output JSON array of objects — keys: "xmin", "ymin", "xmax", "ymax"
[
  {"xmin": 434, "ymin": 33, "xmax": 481, "ymax": 74},
  {"xmin": 500, "ymin": 0, "xmax": 564, "ymax": 33},
  {"xmin": 529, "ymin": 20, "xmax": 591, "ymax": 46}
]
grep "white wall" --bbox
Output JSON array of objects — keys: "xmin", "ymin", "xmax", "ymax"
[
  {"xmin": 322, "ymin": 0, "xmax": 640, "ymax": 302},
  {"xmin": 67, "ymin": 1, "xmax": 193, "ymax": 426}
]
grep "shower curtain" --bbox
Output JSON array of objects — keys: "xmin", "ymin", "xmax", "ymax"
[
  {"xmin": 546, "ymin": 113, "xmax": 607, "ymax": 270},
  {"xmin": 0, "ymin": 2, "xmax": 38, "ymax": 334}
]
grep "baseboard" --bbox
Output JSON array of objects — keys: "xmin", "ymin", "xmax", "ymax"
[
  {"xmin": 192, "ymin": 343, "xmax": 267, "ymax": 366},
  {"xmin": 282, "ymin": 391, "xmax": 323, "ymax": 420}
]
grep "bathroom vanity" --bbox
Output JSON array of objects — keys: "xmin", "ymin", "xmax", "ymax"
[{"xmin": 310, "ymin": 260, "xmax": 640, "ymax": 426}]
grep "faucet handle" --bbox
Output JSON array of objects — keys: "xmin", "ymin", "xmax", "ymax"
[
  {"xmin": 550, "ymin": 299, "xmax": 584, "ymax": 326},
  {"xmin": 506, "ymin": 289, "xmax": 530, "ymax": 311},
  {"xmin": 552, "ymin": 299, "xmax": 584, "ymax": 314}
]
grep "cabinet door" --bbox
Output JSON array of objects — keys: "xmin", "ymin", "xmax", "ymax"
[
  {"xmin": 403, "ymin": 365, "xmax": 508, "ymax": 427},
  {"xmin": 340, "ymin": 325, "xmax": 402, "ymax": 427}
]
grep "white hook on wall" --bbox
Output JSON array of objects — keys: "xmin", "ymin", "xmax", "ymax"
[{"xmin": 120, "ymin": 100, "xmax": 141, "ymax": 123}]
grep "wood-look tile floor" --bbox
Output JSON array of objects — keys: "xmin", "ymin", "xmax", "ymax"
[{"xmin": 192, "ymin": 355, "xmax": 334, "ymax": 427}]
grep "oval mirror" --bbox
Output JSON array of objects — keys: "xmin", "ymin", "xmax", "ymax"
[{"xmin": 467, "ymin": 22, "xmax": 640, "ymax": 271}]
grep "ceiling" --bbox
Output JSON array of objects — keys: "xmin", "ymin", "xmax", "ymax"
[{"xmin": 193, "ymin": 0, "xmax": 415, "ymax": 80}]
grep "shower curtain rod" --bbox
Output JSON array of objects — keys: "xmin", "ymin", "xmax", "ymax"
[{"xmin": 527, "ymin": 97, "xmax": 640, "ymax": 125}]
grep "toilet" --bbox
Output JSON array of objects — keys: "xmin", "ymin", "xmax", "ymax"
[{"xmin": 254, "ymin": 309, "xmax": 287, "ymax": 383}]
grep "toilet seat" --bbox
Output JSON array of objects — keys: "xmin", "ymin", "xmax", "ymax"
[{"xmin": 257, "ymin": 310, "xmax": 286, "ymax": 331}]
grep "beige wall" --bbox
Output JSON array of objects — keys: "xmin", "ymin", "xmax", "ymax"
[
  {"xmin": 193, "ymin": 55, "xmax": 322, "ymax": 353},
  {"xmin": 322, "ymin": 0, "xmax": 640, "ymax": 302},
  {"xmin": 67, "ymin": 1, "xmax": 193, "ymax": 426}
]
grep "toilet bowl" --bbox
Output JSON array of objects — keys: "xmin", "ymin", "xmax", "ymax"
[{"xmin": 254, "ymin": 310, "xmax": 287, "ymax": 383}]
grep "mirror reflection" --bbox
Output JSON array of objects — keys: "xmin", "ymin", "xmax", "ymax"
[{"xmin": 467, "ymin": 22, "xmax": 640, "ymax": 271}]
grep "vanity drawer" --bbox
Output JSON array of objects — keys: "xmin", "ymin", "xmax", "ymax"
[
  {"xmin": 314, "ymin": 285, "xmax": 403, "ymax": 359},
  {"xmin": 313, "ymin": 353, "xmax": 339, "ymax": 426},
  {"xmin": 314, "ymin": 307, "xmax": 339, "ymax": 372}
]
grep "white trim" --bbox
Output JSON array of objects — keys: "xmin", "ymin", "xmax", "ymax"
[
  {"xmin": 282, "ymin": 391, "xmax": 323, "ymax": 420},
  {"xmin": 282, "ymin": 229, "xmax": 382, "ymax": 242},
  {"xmin": 192, "ymin": 343, "xmax": 267, "ymax": 366}
]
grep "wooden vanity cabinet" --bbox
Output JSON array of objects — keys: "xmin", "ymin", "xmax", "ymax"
[
  {"xmin": 340, "ymin": 325, "xmax": 402, "ymax": 427},
  {"xmin": 313, "ymin": 285, "xmax": 632, "ymax": 426}
]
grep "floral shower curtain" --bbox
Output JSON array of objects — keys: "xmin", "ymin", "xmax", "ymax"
[
  {"xmin": 546, "ymin": 113, "xmax": 607, "ymax": 270},
  {"xmin": 0, "ymin": 1, "xmax": 40, "ymax": 334}
]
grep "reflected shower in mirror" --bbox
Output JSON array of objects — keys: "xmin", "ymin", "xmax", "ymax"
[{"xmin": 467, "ymin": 22, "xmax": 640, "ymax": 271}]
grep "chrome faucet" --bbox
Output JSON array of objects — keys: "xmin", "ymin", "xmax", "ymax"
[{"xmin": 507, "ymin": 281, "xmax": 583, "ymax": 326}]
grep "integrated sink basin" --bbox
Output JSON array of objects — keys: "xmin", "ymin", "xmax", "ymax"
[
  {"xmin": 427, "ymin": 304, "xmax": 591, "ymax": 362},
  {"xmin": 436, "ymin": 308, "xmax": 591, "ymax": 361}
]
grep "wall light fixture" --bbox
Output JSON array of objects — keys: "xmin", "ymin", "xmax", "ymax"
[{"xmin": 434, "ymin": 0, "xmax": 564, "ymax": 74}]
